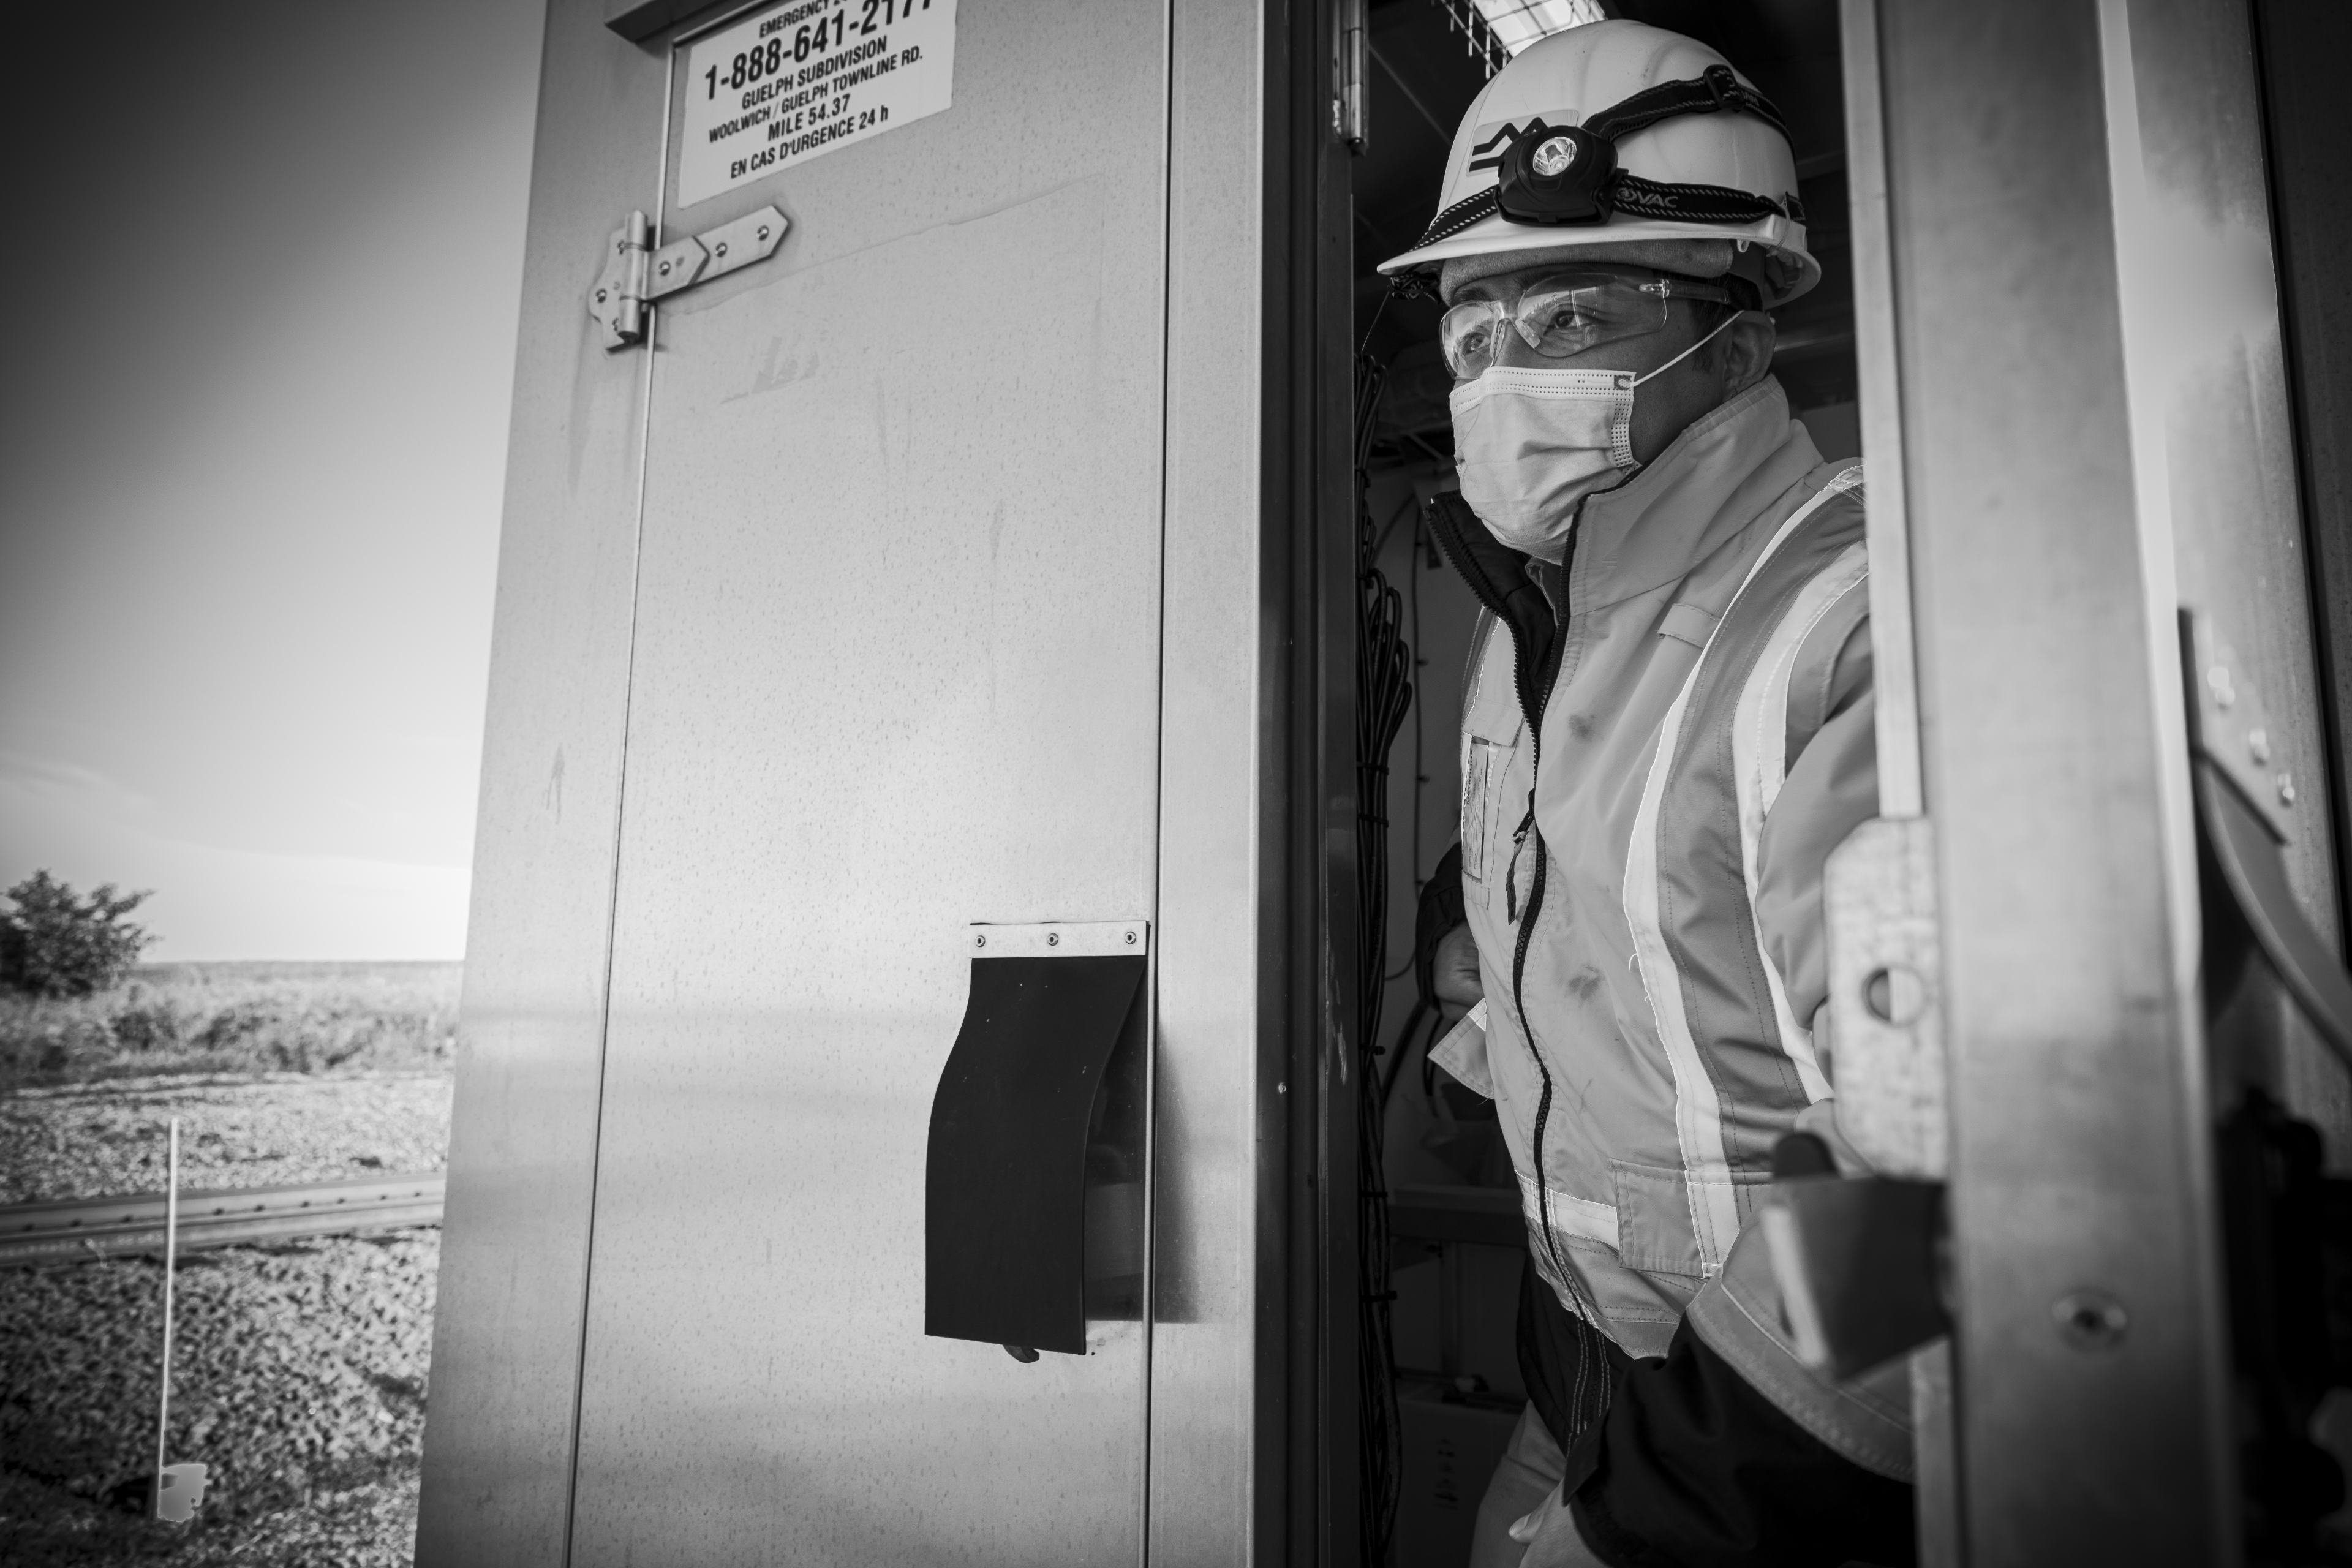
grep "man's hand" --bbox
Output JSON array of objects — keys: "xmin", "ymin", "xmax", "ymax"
[
  {"xmin": 1433, "ymin": 922, "xmax": 1485, "ymax": 1008},
  {"xmin": 1509, "ymin": 1483, "xmax": 1612, "ymax": 1567}
]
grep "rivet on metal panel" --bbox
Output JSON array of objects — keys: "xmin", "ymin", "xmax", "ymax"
[
  {"xmin": 2279, "ymin": 772, "xmax": 2297, "ymax": 807},
  {"xmin": 2209, "ymin": 663, "xmax": 2236, "ymax": 709},
  {"xmin": 1123, "ymin": 930, "xmax": 1136, "ymax": 945},
  {"xmin": 2248, "ymin": 727, "xmax": 2271, "ymax": 765},
  {"xmin": 715, "ymin": 241, "xmax": 729, "ymax": 258},
  {"xmin": 2052, "ymin": 1290, "xmax": 2129, "ymax": 1351},
  {"xmin": 1047, "ymin": 932, "xmax": 1060, "ymax": 947},
  {"xmin": 974, "ymin": 933, "xmax": 987, "ymax": 948}
]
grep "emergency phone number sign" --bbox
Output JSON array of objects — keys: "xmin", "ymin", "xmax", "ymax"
[{"xmin": 678, "ymin": 0, "xmax": 957, "ymax": 208}]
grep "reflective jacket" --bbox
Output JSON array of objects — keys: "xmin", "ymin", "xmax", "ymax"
[{"xmin": 1430, "ymin": 377, "xmax": 1910, "ymax": 1483}]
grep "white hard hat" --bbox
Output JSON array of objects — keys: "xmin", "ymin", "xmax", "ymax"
[{"xmin": 1379, "ymin": 20, "xmax": 1817, "ymax": 308}]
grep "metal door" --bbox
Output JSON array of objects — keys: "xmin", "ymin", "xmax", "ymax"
[
  {"xmin": 560, "ymin": 1, "xmax": 1169, "ymax": 1560},
  {"xmin": 1841, "ymin": 0, "xmax": 2347, "ymax": 1559}
]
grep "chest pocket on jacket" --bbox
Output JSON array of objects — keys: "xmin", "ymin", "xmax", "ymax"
[
  {"xmin": 1459, "ymin": 616, "xmax": 1525, "ymax": 890},
  {"xmin": 1462, "ymin": 737, "xmax": 1504, "ymax": 886}
]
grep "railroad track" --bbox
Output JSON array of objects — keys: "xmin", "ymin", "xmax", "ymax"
[{"xmin": 0, "ymin": 1173, "xmax": 445, "ymax": 1268}]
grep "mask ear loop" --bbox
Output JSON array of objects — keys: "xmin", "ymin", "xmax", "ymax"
[
  {"xmin": 1630, "ymin": 307, "xmax": 1743, "ymax": 388},
  {"xmin": 1608, "ymin": 310, "xmax": 1746, "ymax": 472}
]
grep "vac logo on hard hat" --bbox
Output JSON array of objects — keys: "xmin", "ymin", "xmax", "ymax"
[{"xmin": 1467, "ymin": 114, "xmax": 1581, "ymax": 174}]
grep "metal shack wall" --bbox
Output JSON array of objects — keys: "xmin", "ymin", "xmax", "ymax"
[
  {"xmin": 415, "ymin": 3, "xmax": 662, "ymax": 1561},
  {"xmin": 1861, "ymin": 0, "xmax": 2339, "ymax": 1559},
  {"xmin": 565, "ymin": 0, "xmax": 1169, "ymax": 1558},
  {"xmin": 421, "ymin": 1, "xmax": 1311, "ymax": 1562}
]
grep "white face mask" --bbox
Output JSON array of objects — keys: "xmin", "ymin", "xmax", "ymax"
[{"xmin": 1447, "ymin": 311, "xmax": 1740, "ymax": 562}]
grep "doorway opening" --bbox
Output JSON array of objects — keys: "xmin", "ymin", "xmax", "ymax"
[{"xmin": 1341, "ymin": 5, "xmax": 1856, "ymax": 1559}]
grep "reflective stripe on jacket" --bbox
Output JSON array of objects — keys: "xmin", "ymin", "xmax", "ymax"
[{"xmin": 1430, "ymin": 377, "xmax": 1904, "ymax": 1474}]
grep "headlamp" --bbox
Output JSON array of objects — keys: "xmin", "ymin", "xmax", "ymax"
[
  {"xmin": 1412, "ymin": 64, "xmax": 1805, "ymax": 251},
  {"xmin": 1496, "ymin": 124, "xmax": 1618, "ymax": 226}
]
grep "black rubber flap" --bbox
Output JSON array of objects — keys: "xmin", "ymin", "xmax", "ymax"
[{"xmin": 924, "ymin": 952, "xmax": 1145, "ymax": 1354}]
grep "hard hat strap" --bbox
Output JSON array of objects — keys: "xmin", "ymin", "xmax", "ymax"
[
  {"xmin": 1583, "ymin": 64, "xmax": 1789, "ymax": 144},
  {"xmin": 1410, "ymin": 176, "xmax": 1800, "ymax": 254},
  {"xmin": 1404, "ymin": 64, "xmax": 1802, "ymax": 260}
]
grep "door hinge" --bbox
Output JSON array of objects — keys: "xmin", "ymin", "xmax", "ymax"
[
  {"xmin": 1824, "ymin": 815, "xmax": 1947, "ymax": 1178},
  {"xmin": 1333, "ymin": 0, "xmax": 1368, "ymax": 153},
  {"xmin": 588, "ymin": 205, "xmax": 788, "ymax": 350}
]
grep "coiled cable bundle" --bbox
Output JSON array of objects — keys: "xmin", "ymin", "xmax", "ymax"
[{"xmin": 1354, "ymin": 351, "xmax": 1414, "ymax": 1560}]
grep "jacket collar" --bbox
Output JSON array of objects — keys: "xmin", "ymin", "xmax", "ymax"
[{"xmin": 1567, "ymin": 375, "xmax": 1820, "ymax": 610}]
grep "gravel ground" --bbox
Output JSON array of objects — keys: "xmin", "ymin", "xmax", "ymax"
[
  {"xmin": 0, "ymin": 1074, "xmax": 452, "ymax": 1202},
  {"xmin": 0, "ymin": 1229, "xmax": 435, "ymax": 1565},
  {"xmin": 1, "ymin": 1068, "xmax": 450, "ymax": 1562}
]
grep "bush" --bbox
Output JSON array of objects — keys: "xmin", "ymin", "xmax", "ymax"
[
  {"xmin": 0, "ymin": 962, "xmax": 461, "ymax": 1090},
  {"xmin": 1, "ymin": 870, "xmax": 154, "ymax": 998},
  {"xmin": 110, "ymin": 999, "xmax": 181, "ymax": 1052}
]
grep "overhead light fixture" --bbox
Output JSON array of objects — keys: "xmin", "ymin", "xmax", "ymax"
[
  {"xmin": 1469, "ymin": 0, "xmax": 1608, "ymax": 54},
  {"xmin": 1433, "ymin": 0, "xmax": 1606, "ymax": 76}
]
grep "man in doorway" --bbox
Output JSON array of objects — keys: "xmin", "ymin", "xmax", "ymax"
[{"xmin": 1381, "ymin": 20, "xmax": 1915, "ymax": 1567}]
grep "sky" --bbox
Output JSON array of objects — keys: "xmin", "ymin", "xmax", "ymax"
[{"xmin": 0, "ymin": 1, "xmax": 544, "ymax": 961}]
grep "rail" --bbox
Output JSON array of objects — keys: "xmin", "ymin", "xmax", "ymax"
[{"xmin": 0, "ymin": 1173, "xmax": 445, "ymax": 1268}]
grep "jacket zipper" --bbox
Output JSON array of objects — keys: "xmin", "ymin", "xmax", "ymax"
[{"xmin": 1425, "ymin": 495, "xmax": 1589, "ymax": 1310}]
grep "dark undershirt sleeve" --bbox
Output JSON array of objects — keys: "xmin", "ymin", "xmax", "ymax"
[{"xmin": 1566, "ymin": 1319, "xmax": 1917, "ymax": 1568}]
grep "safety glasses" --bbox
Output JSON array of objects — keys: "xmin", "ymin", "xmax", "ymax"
[{"xmin": 1439, "ymin": 271, "xmax": 1735, "ymax": 380}]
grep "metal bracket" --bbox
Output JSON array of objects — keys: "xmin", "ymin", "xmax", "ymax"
[
  {"xmin": 589, "ymin": 204, "xmax": 788, "ymax": 350},
  {"xmin": 2183, "ymin": 609, "xmax": 2352, "ymax": 1068},
  {"xmin": 1824, "ymin": 816, "xmax": 1948, "ymax": 1178},
  {"xmin": 2184, "ymin": 609, "xmax": 2298, "ymax": 843}
]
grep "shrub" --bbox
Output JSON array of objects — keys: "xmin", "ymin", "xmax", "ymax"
[
  {"xmin": 0, "ymin": 962, "xmax": 461, "ymax": 1090},
  {"xmin": 110, "ymin": 1000, "xmax": 180, "ymax": 1052},
  {"xmin": 0, "ymin": 870, "xmax": 154, "ymax": 998}
]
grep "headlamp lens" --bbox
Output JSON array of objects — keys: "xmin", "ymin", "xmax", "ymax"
[{"xmin": 1529, "ymin": 136, "xmax": 1578, "ymax": 177}]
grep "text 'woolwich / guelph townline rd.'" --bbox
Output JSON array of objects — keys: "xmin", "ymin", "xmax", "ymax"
[{"xmin": 679, "ymin": 0, "xmax": 957, "ymax": 208}]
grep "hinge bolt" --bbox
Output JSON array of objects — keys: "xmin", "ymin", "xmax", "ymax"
[
  {"xmin": 758, "ymin": 225, "xmax": 771, "ymax": 241},
  {"xmin": 595, "ymin": 288, "xmax": 608, "ymax": 303},
  {"xmin": 715, "ymin": 241, "xmax": 729, "ymax": 258},
  {"xmin": 2279, "ymin": 772, "xmax": 2297, "ymax": 807},
  {"xmin": 2208, "ymin": 665, "xmax": 2236, "ymax": 709},
  {"xmin": 2248, "ymin": 727, "xmax": 2271, "ymax": 765},
  {"xmin": 659, "ymin": 260, "xmax": 672, "ymax": 276}
]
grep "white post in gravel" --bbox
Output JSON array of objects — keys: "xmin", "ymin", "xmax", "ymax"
[
  {"xmin": 151, "ymin": 1117, "xmax": 208, "ymax": 1523},
  {"xmin": 153, "ymin": 1116, "xmax": 178, "ymax": 1517}
]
